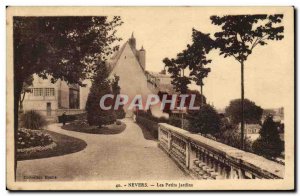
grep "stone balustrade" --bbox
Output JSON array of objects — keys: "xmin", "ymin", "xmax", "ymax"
[{"xmin": 158, "ymin": 123, "xmax": 284, "ymax": 180}]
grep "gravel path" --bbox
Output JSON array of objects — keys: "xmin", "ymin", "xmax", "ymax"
[{"xmin": 17, "ymin": 118, "xmax": 189, "ymax": 181}]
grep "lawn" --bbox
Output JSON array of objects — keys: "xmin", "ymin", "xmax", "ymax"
[
  {"xmin": 17, "ymin": 129, "xmax": 87, "ymax": 161},
  {"xmin": 62, "ymin": 120, "xmax": 126, "ymax": 134}
]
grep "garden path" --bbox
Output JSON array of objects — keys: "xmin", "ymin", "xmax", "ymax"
[{"xmin": 17, "ymin": 118, "xmax": 189, "ymax": 181}]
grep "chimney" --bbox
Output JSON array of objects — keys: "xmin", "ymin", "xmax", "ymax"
[
  {"xmin": 128, "ymin": 32, "xmax": 136, "ymax": 50},
  {"xmin": 138, "ymin": 46, "xmax": 146, "ymax": 70}
]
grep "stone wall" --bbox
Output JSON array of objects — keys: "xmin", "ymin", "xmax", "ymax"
[{"xmin": 158, "ymin": 123, "xmax": 284, "ymax": 179}]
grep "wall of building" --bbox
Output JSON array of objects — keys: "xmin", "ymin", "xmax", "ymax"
[
  {"xmin": 23, "ymin": 75, "xmax": 59, "ymax": 112},
  {"xmin": 58, "ymin": 80, "xmax": 70, "ymax": 109},
  {"xmin": 109, "ymin": 42, "xmax": 154, "ymax": 116},
  {"xmin": 79, "ymin": 79, "xmax": 92, "ymax": 110},
  {"xmin": 23, "ymin": 74, "xmax": 88, "ymax": 117},
  {"xmin": 137, "ymin": 49, "xmax": 146, "ymax": 70}
]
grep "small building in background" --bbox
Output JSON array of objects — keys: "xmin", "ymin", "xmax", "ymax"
[{"xmin": 22, "ymin": 74, "xmax": 89, "ymax": 121}]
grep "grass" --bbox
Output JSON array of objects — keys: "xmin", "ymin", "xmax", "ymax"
[
  {"xmin": 17, "ymin": 129, "xmax": 87, "ymax": 161},
  {"xmin": 62, "ymin": 120, "xmax": 126, "ymax": 134}
]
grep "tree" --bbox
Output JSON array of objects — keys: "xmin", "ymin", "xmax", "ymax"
[
  {"xmin": 252, "ymin": 115, "xmax": 284, "ymax": 158},
  {"xmin": 19, "ymin": 75, "xmax": 33, "ymax": 112},
  {"xmin": 188, "ymin": 104, "xmax": 221, "ymax": 135},
  {"xmin": 211, "ymin": 14, "xmax": 284, "ymax": 149},
  {"xmin": 13, "ymin": 16, "xmax": 122, "ymax": 176},
  {"xmin": 111, "ymin": 74, "xmax": 126, "ymax": 119},
  {"xmin": 185, "ymin": 29, "xmax": 215, "ymax": 106},
  {"xmin": 163, "ymin": 56, "xmax": 191, "ymax": 94},
  {"xmin": 225, "ymin": 99, "xmax": 263, "ymax": 125},
  {"xmin": 86, "ymin": 66, "xmax": 116, "ymax": 127}
]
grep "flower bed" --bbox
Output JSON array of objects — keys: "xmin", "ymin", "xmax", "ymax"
[
  {"xmin": 17, "ymin": 142, "xmax": 57, "ymax": 154},
  {"xmin": 62, "ymin": 119, "xmax": 126, "ymax": 134},
  {"xmin": 17, "ymin": 128, "xmax": 55, "ymax": 150}
]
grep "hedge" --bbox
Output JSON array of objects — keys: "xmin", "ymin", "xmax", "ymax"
[{"xmin": 136, "ymin": 116, "xmax": 159, "ymax": 139}]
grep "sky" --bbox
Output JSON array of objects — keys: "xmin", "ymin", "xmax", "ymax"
[{"xmin": 110, "ymin": 7, "xmax": 293, "ymax": 110}]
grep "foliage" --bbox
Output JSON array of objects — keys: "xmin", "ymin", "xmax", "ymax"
[
  {"xmin": 252, "ymin": 115, "xmax": 284, "ymax": 158},
  {"xmin": 216, "ymin": 129, "xmax": 253, "ymax": 152},
  {"xmin": 163, "ymin": 57, "xmax": 191, "ymax": 94},
  {"xmin": 14, "ymin": 16, "xmax": 123, "ymax": 87},
  {"xmin": 111, "ymin": 74, "xmax": 126, "ymax": 119},
  {"xmin": 17, "ymin": 128, "xmax": 53, "ymax": 149},
  {"xmin": 185, "ymin": 29, "xmax": 215, "ymax": 105},
  {"xmin": 188, "ymin": 104, "xmax": 221, "ymax": 135},
  {"xmin": 211, "ymin": 15, "xmax": 284, "ymax": 62},
  {"xmin": 19, "ymin": 75, "xmax": 34, "ymax": 111},
  {"xmin": 225, "ymin": 99, "xmax": 263, "ymax": 125},
  {"xmin": 168, "ymin": 115, "xmax": 182, "ymax": 128},
  {"xmin": 163, "ymin": 29, "xmax": 214, "ymax": 105},
  {"xmin": 116, "ymin": 120, "xmax": 122, "ymax": 125},
  {"xmin": 20, "ymin": 110, "xmax": 47, "ymax": 129},
  {"xmin": 136, "ymin": 116, "xmax": 159, "ymax": 139},
  {"xmin": 135, "ymin": 110, "xmax": 169, "ymax": 123},
  {"xmin": 211, "ymin": 14, "xmax": 284, "ymax": 149},
  {"xmin": 86, "ymin": 66, "xmax": 116, "ymax": 127},
  {"xmin": 62, "ymin": 118, "xmax": 126, "ymax": 134},
  {"xmin": 13, "ymin": 16, "xmax": 123, "ymax": 132}
]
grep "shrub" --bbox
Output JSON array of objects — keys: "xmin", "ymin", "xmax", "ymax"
[
  {"xmin": 116, "ymin": 109, "xmax": 126, "ymax": 119},
  {"xmin": 169, "ymin": 115, "xmax": 181, "ymax": 128},
  {"xmin": 20, "ymin": 110, "xmax": 47, "ymax": 129},
  {"xmin": 252, "ymin": 115, "xmax": 284, "ymax": 158},
  {"xmin": 188, "ymin": 104, "xmax": 221, "ymax": 135},
  {"xmin": 17, "ymin": 128, "xmax": 53, "ymax": 149},
  {"xmin": 217, "ymin": 129, "xmax": 253, "ymax": 152},
  {"xmin": 136, "ymin": 116, "xmax": 159, "ymax": 139},
  {"xmin": 116, "ymin": 120, "xmax": 122, "ymax": 125},
  {"xmin": 86, "ymin": 66, "xmax": 116, "ymax": 127},
  {"xmin": 225, "ymin": 99, "xmax": 263, "ymax": 125}
]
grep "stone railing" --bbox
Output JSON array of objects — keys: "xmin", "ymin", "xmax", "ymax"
[{"xmin": 158, "ymin": 123, "xmax": 284, "ymax": 180}]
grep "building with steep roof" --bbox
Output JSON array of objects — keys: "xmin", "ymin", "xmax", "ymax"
[
  {"xmin": 107, "ymin": 33, "xmax": 173, "ymax": 117},
  {"xmin": 22, "ymin": 34, "xmax": 173, "ymax": 119}
]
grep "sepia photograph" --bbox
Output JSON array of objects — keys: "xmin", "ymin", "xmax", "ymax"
[{"xmin": 6, "ymin": 6, "xmax": 295, "ymax": 190}]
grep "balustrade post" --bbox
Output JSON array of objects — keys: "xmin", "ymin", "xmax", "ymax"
[
  {"xmin": 167, "ymin": 131, "xmax": 172, "ymax": 151},
  {"xmin": 238, "ymin": 168, "xmax": 246, "ymax": 179},
  {"xmin": 158, "ymin": 126, "xmax": 161, "ymax": 142},
  {"xmin": 185, "ymin": 141, "xmax": 190, "ymax": 169}
]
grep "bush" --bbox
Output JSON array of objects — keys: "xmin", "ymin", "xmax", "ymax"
[
  {"xmin": 135, "ymin": 110, "xmax": 168, "ymax": 123},
  {"xmin": 136, "ymin": 116, "xmax": 159, "ymax": 139},
  {"xmin": 86, "ymin": 66, "xmax": 116, "ymax": 127},
  {"xmin": 217, "ymin": 129, "xmax": 253, "ymax": 152},
  {"xmin": 116, "ymin": 120, "xmax": 122, "ymax": 125},
  {"xmin": 225, "ymin": 99, "xmax": 263, "ymax": 125},
  {"xmin": 17, "ymin": 128, "xmax": 53, "ymax": 149},
  {"xmin": 58, "ymin": 114, "xmax": 77, "ymax": 123},
  {"xmin": 116, "ymin": 109, "xmax": 126, "ymax": 119},
  {"xmin": 20, "ymin": 110, "xmax": 47, "ymax": 129},
  {"xmin": 169, "ymin": 115, "xmax": 181, "ymax": 128},
  {"xmin": 252, "ymin": 115, "xmax": 284, "ymax": 158},
  {"xmin": 188, "ymin": 104, "xmax": 221, "ymax": 135}
]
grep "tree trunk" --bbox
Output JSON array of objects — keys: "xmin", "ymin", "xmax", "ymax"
[
  {"xmin": 200, "ymin": 85, "xmax": 203, "ymax": 107},
  {"xmin": 19, "ymin": 91, "xmax": 26, "ymax": 112},
  {"xmin": 241, "ymin": 61, "xmax": 245, "ymax": 150},
  {"xmin": 14, "ymin": 80, "xmax": 23, "ymax": 181}
]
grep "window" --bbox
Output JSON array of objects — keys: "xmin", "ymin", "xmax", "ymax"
[
  {"xmin": 45, "ymin": 88, "xmax": 55, "ymax": 96},
  {"xmin": 31, "ymin": 88, "xmax": 55, "ymax": 97},
  {"xmin": 33, "ymin": 88, "xmax": 43, "ymax": 96}
]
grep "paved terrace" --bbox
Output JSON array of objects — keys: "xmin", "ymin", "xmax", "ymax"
[{"xmin": 17, "ymin": 118, "xmax": 189, "ymax": 181}]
